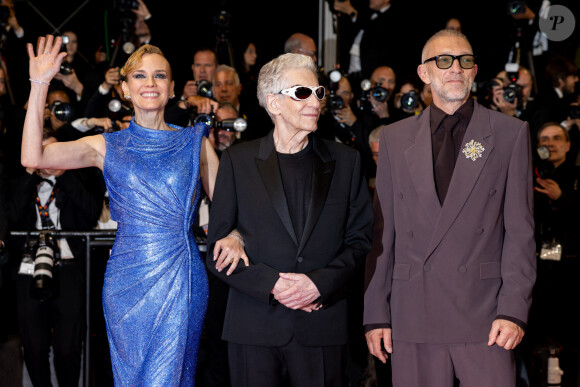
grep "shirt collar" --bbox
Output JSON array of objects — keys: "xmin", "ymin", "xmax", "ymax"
[{"xmin": 430, "ymin": 98, "xmax": 474, "ymax": 134}]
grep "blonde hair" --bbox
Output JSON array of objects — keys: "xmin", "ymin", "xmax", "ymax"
[{"xmin": 120, "ymin": 44, "xmax": 172, "ymax": 80}]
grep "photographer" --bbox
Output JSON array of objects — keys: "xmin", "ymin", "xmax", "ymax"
[
  {"xmin": 7, "ymin": 128, "xmax": 104, "ymax": 386},
  {"xmin": 318, "ymin": 71, "xmax": 376, "ymax": 181},
  {"xmin": 526, "ymin": 122, "xmax": 580, "ymax": 386},
  {"xmin": 165, "ymin": 48, "xmax": 219, "ymax": 127},
  {"xmin": 211, "ymin": 101, "xmax": 244, "ymax": 156},
  {"xmin": 490, "ymin": 65, "xmax": 536, "ymax": 120},
  {"xmin": 84, "ymin": 66, "xmax": 133, "ymax": 128},
  {"xmin": 391, "ymin": 79, "xmax": 426, "ymax": 121}
]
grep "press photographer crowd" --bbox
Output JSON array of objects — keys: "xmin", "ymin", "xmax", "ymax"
[{"xmin": 0, "ymin": 0, "xmax": 579, "ymax": 386}]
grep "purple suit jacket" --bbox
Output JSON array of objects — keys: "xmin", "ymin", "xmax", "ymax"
[{"xmin": 364, "ymin": 101, "xmax": 536, "ymax": 344}]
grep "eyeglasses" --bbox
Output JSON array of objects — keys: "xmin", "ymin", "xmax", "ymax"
[
  {"xmin": 423, "ymin": 54, "xmax": 476, "ymax": 69},
  {"xmin": 278, "ymin": 85, "xmax": 325, "ymax": 101}
]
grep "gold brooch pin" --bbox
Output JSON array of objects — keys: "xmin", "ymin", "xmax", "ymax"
[{"xmin": 462, "ymin": 140, "xmax": 485, "ymax": 161}]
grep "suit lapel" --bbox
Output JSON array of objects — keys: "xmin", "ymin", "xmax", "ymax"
[
  {"xmin": 425, "ymin": 103, "xmax": 494, "ymax": 259},
  {"xmin": 405, "ymin": 110, "xmax": 441, "ymax": 227},
  {"xmin": 298, "ymin": 137, "xmax": 335, "ymax": 254},
  {"xmin": 255, "ymin": 133, "xmax": 299, "ymax": 246}
]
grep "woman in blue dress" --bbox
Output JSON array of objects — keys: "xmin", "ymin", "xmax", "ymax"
[{"xmin": 22, "ymin": 35, "xmax": 246, "ymax": 386}]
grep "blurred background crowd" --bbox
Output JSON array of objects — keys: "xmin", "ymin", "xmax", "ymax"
[{"xmin": 0, "ymin": 0, "xmax": 579, "ymax": 386}]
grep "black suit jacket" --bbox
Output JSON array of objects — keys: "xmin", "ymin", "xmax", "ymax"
[{"xmin": 206, "ymin": 132, "xmax": 373, "ymax": 347}]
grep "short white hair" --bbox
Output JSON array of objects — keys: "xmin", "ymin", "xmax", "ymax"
[{"xmin": 257, "ymin": 53, "xmax": 317, "ymax": 119}]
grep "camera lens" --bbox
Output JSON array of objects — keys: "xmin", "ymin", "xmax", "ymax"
[
  {"xmin": 400, "ymin": 91, "xmax": 419, "ymax": 110},
  {"xmin": 371, "ymin": 86, "xmax": 388, "ymax": 102},
  {"xmin": 59, "ymin": 62, "xmax": 73, "ymax": 75},
  {"xmin": 194, "ymin": 113, "xmax": 215, "ymax": 128},
  {"xmin": 197, "ymin": 80, "xmax": 213, "ymax": 99},
  {"xmin": 31, "ymin": 233, "xmax": 56, "ymax": 301},
  {"xmin": 329, "ymin": 95, "xmax": 344, "ymax": 111},
  {"xmin": 503, "ymin": 87, "xmax": 517, "ymax": 103},
  {"xmin": 52, "ymin": 102, "xmax": 74, "ymax": 122}
]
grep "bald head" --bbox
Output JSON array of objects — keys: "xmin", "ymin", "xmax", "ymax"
[{"xmin": 284, "ymin": 33, "xmax": 317, "ymax": 63}]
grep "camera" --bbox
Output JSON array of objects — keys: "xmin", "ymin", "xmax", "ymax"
[
  {"xmin": 193, "ymin": 110, "xmax": 215, "ymax": 128},
  {"xmin": 30, "ymin": 231, "xmax": 59, "ymax": 301},
  {"xmin": 359, "ymin": 79, "xmax": 388, "ymax": 112},
  {"xmin": 50, "ymin": 101, "xmax": 74, "ymax": 122},
  {"xmin": 193, "ymin": 109, "xmax": 247, "ymax": 133},
  {"xmin": 59, "ymin": 61, "xmax": 73, "ymax": 75},
  {"xmin": 216, "ymin": 117, "xmax": 247, "ymax": 132},
  {"xmin": 400, "ymin": 90, "xmax": 420, "ymax": 111},
  {"xmin": 197, "ymin": 80, "xmax": 213, "ymax": 99},
  {"xmin": 503, "ymin": 83, "xmax": 523, "ymax": 104},
  {"xmin": 327, "ymin": 70, "xmax": 345, "ymax": 115},
  {"xmin": 534, "ymin": 145, "xmax": 554, "ymax": 179},
  {"xmin": 498, "ymin": 63, "xmax": 523, "ymax": 107},
  {"xmin": 507, "ymin": 1, "xmax": 526, "ymax": 15}
]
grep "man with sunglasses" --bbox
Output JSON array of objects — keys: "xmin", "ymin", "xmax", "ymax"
[
  {"xmin": 364, "ymin": 29, "xmax": 536, "ymax": 386},
  {"xmin": 207, "ymin": 53, "xmax": 373, "ymax": 386}
]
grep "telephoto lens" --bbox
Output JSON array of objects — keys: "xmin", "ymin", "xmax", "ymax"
[{"xmin": 31, "ymin": 232, "xmax": 56, "ymax": 301}]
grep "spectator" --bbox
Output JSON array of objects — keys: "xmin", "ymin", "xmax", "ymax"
[
  {"xmin": 8, "ymin": 128, "xmax": 104, "ymax": 387},
  {"xmin": 284, "ymin": 32, "xmax": 318, "ymax": 64},
  {"xmin": 525, "ymin": 122, "xmax": 580, "ymax": 386},
  {"xmin": 165, "ymin": 47, "xmax": 219, "ymax": 127}
]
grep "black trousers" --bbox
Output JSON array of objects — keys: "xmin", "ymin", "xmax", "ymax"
[
  {"xmin": 228, "ymin": 337, "xmax": 347, "ymax": 387},
  {"xmin": 16, "ymin": 262, "xmax": 85, "ymax": 387}
]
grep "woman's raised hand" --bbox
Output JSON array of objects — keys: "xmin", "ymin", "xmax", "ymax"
[{"xmin": 27, "ymin": 35, "xmax": 68, "ymax": 84}]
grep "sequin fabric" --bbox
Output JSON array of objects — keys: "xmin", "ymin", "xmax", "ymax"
[{"xmin": 102, "ymin": 119, "xmax": 209, "ymax": 386}]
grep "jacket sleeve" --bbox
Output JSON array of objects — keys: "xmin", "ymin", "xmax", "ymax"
[
  {"xmin": 205, "ymin": 149, "xmax": 280, "ymax": 304},
  {"xmin": 497, "ymin": 121, "xmax": 536, "ymax": 323},
  {"xmin": 363, "ymin": 128, "xmax": 395, "ymax": 327}
]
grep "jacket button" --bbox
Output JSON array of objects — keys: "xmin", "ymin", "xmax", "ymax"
[
  {"xmin": 297, "ymin": 257, "xmax": 304, "ymax": 263},
  {"xmin": 476, "ymin": 228, "xmax": 484, "ymax": 235},
  {"xmin": 423, "ymin": 264, "xmax": 431, "ymax": 272},
  {"xmin": 458, "ymin": 265, "xmax": 467, "ymax": 274}
]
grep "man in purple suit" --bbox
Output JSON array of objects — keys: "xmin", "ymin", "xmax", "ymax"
[{"xmin": 364, "ymin": 29, "xmax": 536, "ymax": 386}]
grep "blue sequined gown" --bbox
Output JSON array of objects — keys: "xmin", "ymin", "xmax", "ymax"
[{"xmin": 102, "ymin": 120, "xmax": 209, "ymax": 386}]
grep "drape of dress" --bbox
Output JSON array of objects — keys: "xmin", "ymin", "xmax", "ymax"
[{"xmin": 102, "ymin": 120, "xmax": 209, "ymax": 386}]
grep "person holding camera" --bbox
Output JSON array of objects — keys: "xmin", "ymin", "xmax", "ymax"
[
  {"xmin": 8, "ymin": 126, "xmax": 104, "ymax": 387},
  {"xmin": 318, "ymin": 71, "xmax": 377, "ymax": 183},
  {"xmin": 490, "ymin": 65, "xmax": 536, "ymax": 120},
  {"xmin": 84, "ymin": 65, "xmax": 133, "ymax": 130},
  {"xmin": 524, "ymin": 122, "xmax": 580, "ymax": 386},
  {"xmin": 165, "ymin": 48, "xmax": 220, "ymax": 127}
]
